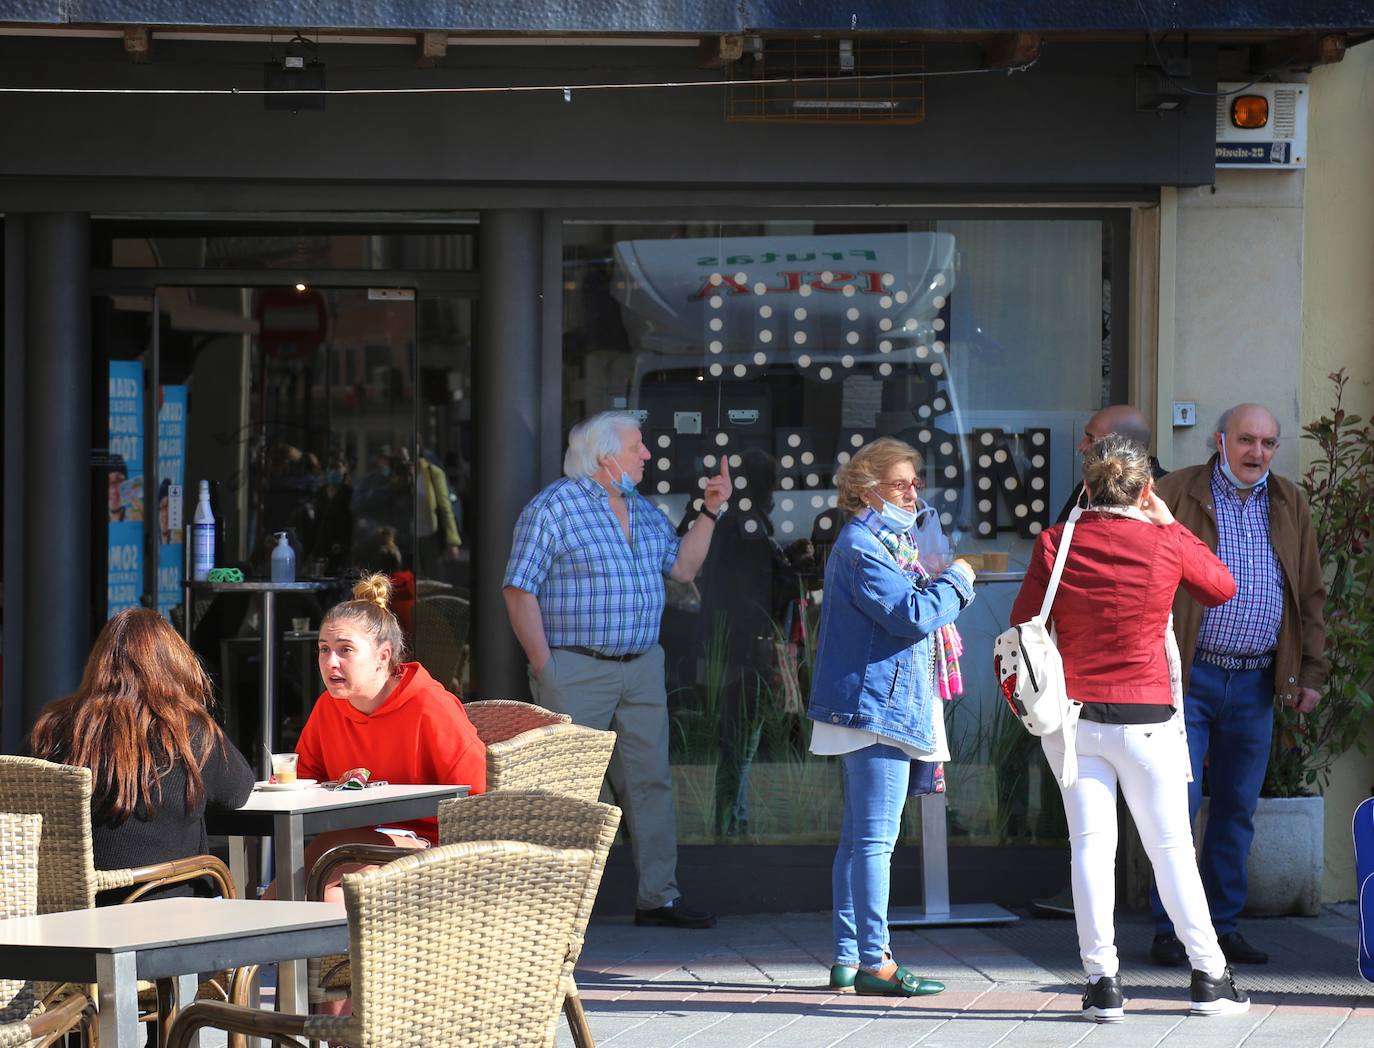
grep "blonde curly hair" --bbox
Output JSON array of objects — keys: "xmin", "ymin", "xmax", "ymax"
[{"xmin": 834, "ymin": 437, "xmax": 923, "ymax": 517}]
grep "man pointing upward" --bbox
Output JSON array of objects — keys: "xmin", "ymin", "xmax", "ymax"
[{"xmin": 503, "ymin": 411, "xmax": 730, "ymax": 928}]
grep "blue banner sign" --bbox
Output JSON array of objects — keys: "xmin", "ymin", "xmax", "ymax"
[
  {"xmin": 157, "ymin": 385, "xmax": 188, "ymax": 619},
  {"xmin": 107, "ymin": 361, "xmax": 143, "ymax": 617}
]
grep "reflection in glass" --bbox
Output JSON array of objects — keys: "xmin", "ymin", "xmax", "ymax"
[{"xmin": 564, "ymin": 217, "xmax": 1117, "ymax": 849}]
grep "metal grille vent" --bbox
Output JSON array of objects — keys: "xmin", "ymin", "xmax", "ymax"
[
  {"xmin": 726, "ymin": 38, "xmax": 926, "ymax": 125},
  {"xmin": 1272, "ymin": 87, "xmax": 1299, "ymax": 138}
]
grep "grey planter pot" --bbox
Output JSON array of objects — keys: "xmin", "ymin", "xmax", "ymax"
[{"xmin": 1199, "ymin": 794, "xmax": 1324, "ymax": 917}]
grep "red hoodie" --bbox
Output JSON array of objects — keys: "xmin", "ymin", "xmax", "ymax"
[{"xmin": 294, "ymin": 661, "xmax": 485, "ymax": 842}]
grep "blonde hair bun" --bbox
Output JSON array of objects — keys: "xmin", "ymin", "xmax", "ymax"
[{"xmin": 351, "ymin": 572, "xmax": 393, "ymax": 610}]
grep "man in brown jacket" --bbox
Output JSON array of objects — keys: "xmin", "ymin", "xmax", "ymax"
[{"xmin": 1148, "ymin": 403, "xmax": 1328, "ymax": 968}]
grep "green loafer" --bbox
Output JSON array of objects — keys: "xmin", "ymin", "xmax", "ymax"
[
  {"xmin": 829, "ymin": 964, "xmax": 858, "ymax": 990},
  {"xmin": 854, "ymin": 965, "xmax": 945, "ymax": 997}
]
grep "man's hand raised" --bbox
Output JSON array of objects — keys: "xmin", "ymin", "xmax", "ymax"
[{"xmin": 702, "ymin": 456, "xmax": 731, "ymax": 515}]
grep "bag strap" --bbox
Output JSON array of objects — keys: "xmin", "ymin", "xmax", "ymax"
[{"xmin": 1037, "ymin": 504, "xmax": 1083, "ymax": 621}]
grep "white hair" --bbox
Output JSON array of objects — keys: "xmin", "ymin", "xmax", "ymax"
[{"xmin": 563, "ymin": 411, "xmax": 642, "ymax": 479}]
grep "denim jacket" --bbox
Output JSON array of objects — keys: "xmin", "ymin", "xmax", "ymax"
[{"xmin": 806, "ymin": 517, "xmax": 975, "ymax": 751}]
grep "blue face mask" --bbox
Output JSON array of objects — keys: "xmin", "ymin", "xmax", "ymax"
[
  {"xmin": 875, "ymin": 497, "xmax": 917, "ymax": 533},
  {"xmin": 607, "ymin": 465, "xmax": 638, "ymax": 496},
  {"xmin": 1218, "ymin": 434, "xmax": 1270, "ymax": 491}
]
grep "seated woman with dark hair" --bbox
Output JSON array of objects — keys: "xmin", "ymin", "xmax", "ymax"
[{"xmin": 28, "ymin": 608, "xmax": 255, "ymax": 903}]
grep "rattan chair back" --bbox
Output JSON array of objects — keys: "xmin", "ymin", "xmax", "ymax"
[
  {"xmin": 413, "ymin": 595, "xmax": 471, "ymax": 689},
  {"xmin": 483, "ymin": 723, "xmax": 615, "ymax": 801},
  {"xmin": 343, "ymin": 839, "xmax": 591, "ymax": 1048},
  {"xmin": 0, "ymin": 812, "xmax": 41, "ymax": 1025},
  {"xmin": 0, "ymin": 757, "xmax": 97, "ymax": 913},
  {"xmin": 464, "ymin": 699, "xmax": 570, "ymax": 743},
  {"xmin": 438, "ymin": 793, "xmax": 620, "ymax": 980}
]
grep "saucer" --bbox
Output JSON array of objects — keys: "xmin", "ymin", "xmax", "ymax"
[{"xmin": 252, "ymin": 780, "xmax": 316, "ymax": 796}]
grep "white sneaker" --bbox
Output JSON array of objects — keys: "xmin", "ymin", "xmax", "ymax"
[{"xmin": 1190, "ymin": 966, "xmax": 1250, "ymax": 1016}]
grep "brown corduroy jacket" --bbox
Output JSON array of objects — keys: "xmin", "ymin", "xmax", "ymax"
[{"xmin": 1155, "ymin": 456, "xmax": 1328, "ymax": 705}]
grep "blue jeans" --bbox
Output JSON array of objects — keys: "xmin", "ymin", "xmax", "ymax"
[
  {"xmin": 1151, "ymin": 660, "xmax": 1275, "ymax": 937},
  {"xmin": 833, "ymin": 743, "xmax": 910, "ymax": 969}
]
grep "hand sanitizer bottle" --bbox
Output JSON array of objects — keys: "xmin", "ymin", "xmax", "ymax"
[
  {"xmin": 271, "ymin": 531, "xmax": 296, "ymax": 583},
  {"xmin": 191, "ymin": 481, "xmax": 215, "ymax": 581}
]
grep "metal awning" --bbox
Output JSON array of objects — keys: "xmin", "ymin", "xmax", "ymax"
[{"xmin": 3, "ymin": 2, "xmax": 1374, "ymax": 36}]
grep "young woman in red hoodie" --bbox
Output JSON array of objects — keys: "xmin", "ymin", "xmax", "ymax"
[{"xmin": 293, "ymin": 573, "xmax": 485, "ymax": 895}]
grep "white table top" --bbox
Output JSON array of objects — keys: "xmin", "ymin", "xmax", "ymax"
[
  {"xmin": 0, "ymin": 898, "xmax": 345, "ymax": 953},
  {"xmin": 234, "ymin": 781, "xmax": 469, "ymax": 814}
]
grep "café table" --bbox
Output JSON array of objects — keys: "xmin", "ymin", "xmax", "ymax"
[
  {"xmin": 0, "ymin": 897, "xmax": 346, "ymax": 1048},
  {"xmin": 207, "ymin": 781, "xmax": 469, "ymax": 1014}
]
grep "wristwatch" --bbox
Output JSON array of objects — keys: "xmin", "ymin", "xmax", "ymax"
[{"xmin": 700, "ymin": 506, "xmax": 719, "ymax": 521}]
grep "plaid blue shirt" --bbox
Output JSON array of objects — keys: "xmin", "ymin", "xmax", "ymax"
[
  {"xmin": 503, "ymin": 477, "xmax": 682, "ymax": 656},
  {"xmin": 1197, "ymin": 462, "xmax": 1286, "ymax": 656}
]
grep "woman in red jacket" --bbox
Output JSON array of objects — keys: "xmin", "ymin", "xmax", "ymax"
[
  {"xmin": 1011, "ymin": 434, "xmax": 1247, "ymax": 1022},
  {"xmin": 293, "ymin": 573, "xmax": 485, "ymax": 894}
]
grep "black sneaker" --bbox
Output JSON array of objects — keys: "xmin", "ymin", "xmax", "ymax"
[
  {"xmin": 1081, "ymin": 975, "xmax": 1124, "ymax": 1023},
  {"xmin": 1150, "ymin": 932, "xmax": 1188, "ymax": 966},
  {"xmin": 1190, "ymin": 966, "xmax": 1250, "ymax": 1016},
  {"xmin": 634, "ymin": 899, "xmax": 717, "ymax": 929},
  {"xmin": 1218, "ymin": 931, "xmax": 1268, "ymax": 965}
]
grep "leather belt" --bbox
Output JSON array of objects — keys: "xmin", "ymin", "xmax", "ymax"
[
  {"xmin": 1195, "ymin": 649, "xmax": 1274, "ymax": 672},
  {"xmin": 555, "ymin": 645, "xmax": 645, "ymax": 663}
]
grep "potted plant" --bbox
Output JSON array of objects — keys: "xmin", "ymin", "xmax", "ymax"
[{"xmin": 1239, "ymin": 369, "xmax": 1374, "ymax": 914}]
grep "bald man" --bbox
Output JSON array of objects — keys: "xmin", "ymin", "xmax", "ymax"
[
  {"xmin": 1148, "ymin": 403, "xmax": 1327, "ymax": 967},
  {"xmin": 1056, "ymin": 404, "xmax": 1166, "ymax": 523}
]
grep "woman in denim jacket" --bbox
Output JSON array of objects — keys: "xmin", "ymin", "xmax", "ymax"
[{"xmin": 808, "ymin": 437, "xmax": 977, "ymax": 996}]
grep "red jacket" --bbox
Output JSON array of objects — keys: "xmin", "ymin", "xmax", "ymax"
[
  {"xmin": 1011, "ymin": 513, "xmax": 1235, "ymax": 704},
  {"xmin": 295, "ymin": 661, "xmax": 485, "ymax": 842}
]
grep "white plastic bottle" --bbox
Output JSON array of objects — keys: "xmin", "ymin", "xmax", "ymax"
[
  {"xmin": 270, "ymin": 531, "xmax": 296, "ymax": 583},
  {"xmin": 191, "ymin": 480, "xmax": 215, "ymax": 581}
]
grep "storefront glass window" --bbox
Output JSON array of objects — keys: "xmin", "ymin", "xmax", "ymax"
[{"xmin": 562, "ymin": 215, "xmax": 1123, "ymax": 847}]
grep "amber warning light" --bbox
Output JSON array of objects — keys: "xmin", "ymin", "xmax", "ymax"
[{"xmin": 1231, "ymin": 95, "xmax": 1269, "ymax": 129}]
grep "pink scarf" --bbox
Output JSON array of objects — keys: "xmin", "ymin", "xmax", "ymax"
[{"xmin": 860, "ymin": 510, "xmax": 965, "ymax": 700}]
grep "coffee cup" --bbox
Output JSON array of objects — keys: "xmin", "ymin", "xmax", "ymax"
[{"xmin": 271, "ymin": 752, "xmax": 299, "ymax": 784}]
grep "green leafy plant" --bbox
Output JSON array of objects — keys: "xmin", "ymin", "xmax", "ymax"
[{"xmin": 1265, "ymin": 369, "xmax": 1374, "ymax": 796}]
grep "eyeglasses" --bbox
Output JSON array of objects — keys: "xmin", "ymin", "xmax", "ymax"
[{"xmin": 879, "ymin": 478, "xmax": 922, "ymax": 493}]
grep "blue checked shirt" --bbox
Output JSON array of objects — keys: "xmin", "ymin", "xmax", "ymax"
[
  {"xmin": 503, "ymin": 477, "xmax": 682, "ymax": 656},
  {"xmin": 1197, "ymin": 462, "xmax": 1286, "ymax": 656}
]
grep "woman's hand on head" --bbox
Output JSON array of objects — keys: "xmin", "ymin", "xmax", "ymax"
[{"xmin": 1140, "ymin": 489, "xmax": 1175, "ymax": 526}]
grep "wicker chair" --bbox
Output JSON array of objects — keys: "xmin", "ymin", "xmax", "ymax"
[
  {"xmin": 292, "ymin": 721, "xmax": 616, "ymax": 1025},
  {"xmin": 310, "ymin": 793, "xmax": 619, "ymax": 1048},
  {"xmin": 463, "ymin": 699, "xmax": 570, "ymax": 743},
  {"xmin": 412, "ymin": 595, "xmax": 471, "ymax": 693},
  {"xmin": 486, "ymin": 722, "xmax": 616, "ymax": 800},
  {"xmin": 0, "ymin": 756, "xmax": 249, "ymax": 1044},
  {"xmin": 167, "ymin": 840, "xmax": 592, "ymax": 1048},
  {"xmin": 0, "ymin": 811, "xmax": 93, "ymax": 1048}
]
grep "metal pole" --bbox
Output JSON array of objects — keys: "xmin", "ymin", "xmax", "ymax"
[
  {"xmin": 21, "ymin": 213, "xmax": 91, "ymax": 729},
  {"xmin": 473, "ymin": 210, "xmax": 540, "ymax": 698},
  {"xmin": 2, "ymin": 216, "xmax": 28, "ymax": 753}
]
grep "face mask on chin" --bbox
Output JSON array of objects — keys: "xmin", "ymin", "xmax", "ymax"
[
  {"xmin": 874, "ymin": 496, "xmax": 917, "ymax": 533},
  {"xmin": 604, "ymin": 463, "xmax": 637, "ymax": 496},
  {"xmin": 1218, "ymin": 433, "xmax": 1270, "ymax": 491}
]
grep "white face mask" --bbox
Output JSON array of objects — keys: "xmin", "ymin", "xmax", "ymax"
[{"xmin": 1218, "ymin": 433, "xmax": 1270, "ymax": 491}]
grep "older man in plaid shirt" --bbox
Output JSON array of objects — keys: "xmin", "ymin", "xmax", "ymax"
[
  {"xmin": 503, "ymin": 410, "xmax": 731, "ymax": 929},
  {"xmin": 1148, "ymin": 403, "xmax": 1328, "ymax": 967}
]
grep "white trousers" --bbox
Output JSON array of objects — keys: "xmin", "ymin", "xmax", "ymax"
[{"xmin": 1042, "ymin": 720, "xmax": 1227, "ymax": 979}]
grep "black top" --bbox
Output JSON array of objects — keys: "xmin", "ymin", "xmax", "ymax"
[{"xmin": 78, "ymin": 724, "xmax": 255, "ymax": 904}]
